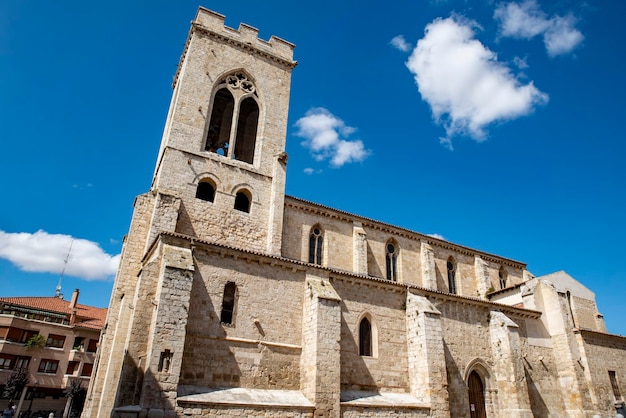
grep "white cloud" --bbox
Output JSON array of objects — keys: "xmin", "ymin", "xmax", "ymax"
[
  {"xmin": 406, "ymin": 16, "xmax": 548, "ymax": 146},
  {"xmin": 494, "ymin": 0, "xmax": 583, "ymax": 56},
  {"xmin": 427, "ymin": 233, "xmax": 446, "ymax": 241},
  {"xmin": 0, "ymin": 230, "xmax": 120, "ymax": 281},
  {"xmin": 544, "ymin": 15, "xmax": 584, "ymax": 57},
  {"xmin": 513, "ymin": 56, "xmax": 529, "ymax": 69},
  {"xmin": 390, "ymin": 35, "xmax": 411, "ymax": 52},
  {"xmin": 295, "ymin": 108, "xmax": 370, "ymax": 167}
]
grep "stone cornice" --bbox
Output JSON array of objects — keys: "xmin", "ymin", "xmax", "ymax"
[
  {"xmin": 285, "ymin": 195, "xmax": 526, "ymax": 269},
  {"xmin": 575, "ymin": 328, "xmax": 626, "ymax": 344}
]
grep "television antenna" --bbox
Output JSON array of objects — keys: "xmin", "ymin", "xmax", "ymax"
[{"xmin": 55, "ymin": 239, "xmax": 74, "ymax": 298}]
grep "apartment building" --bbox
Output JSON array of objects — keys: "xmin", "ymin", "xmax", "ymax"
[{"xmin": 0, "ymin": 289, "xmax": 106, "ymax": 416}]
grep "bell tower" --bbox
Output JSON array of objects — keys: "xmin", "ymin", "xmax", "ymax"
[
  {"xmin": 83, "ymin": 9, "xmax": 296, "ymax": 417},
  {"xmin": 152, "ymin": 7, "xmax": 296, "ymax": 255}
]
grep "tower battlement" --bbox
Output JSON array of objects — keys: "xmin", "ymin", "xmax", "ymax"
[{"xmin": 194, "ymin": 7, "xmax": 295, "ymax": 63}]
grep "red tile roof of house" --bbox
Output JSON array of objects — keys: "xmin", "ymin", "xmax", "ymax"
[{"xmin": 0, "ymin": 296, "xmax": 107, "ymax": 330}]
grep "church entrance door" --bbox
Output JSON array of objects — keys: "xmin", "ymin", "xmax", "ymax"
[{"xmin": 468, "ymin": 370, "xmax": 486, "ymax": 418}]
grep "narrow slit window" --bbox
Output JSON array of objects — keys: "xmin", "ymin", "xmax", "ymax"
[
  {"xmin": 447, "ymin": 257, "xmax": 457, "ymax": 295},
  {"xmin": 205, "ymin": 88, "xmax": 234, "ymax": 156},
  {"xmin": 196, "ymin": 182, "xmax": 215, "ymax": 202},
  {"xmin": 309, "ymin": 227, "xmax": 323, "ymax": 265},
  {"xmin": 221, "ymin": 282, "xmax": 237, "ymax": 325},
  {"xmin": 499, "ymin": 267, "xmax": 507, "ymax": 290},
  {"xmin": 234, "ymin": 191, "xmax": 251, "ymax": 213},
  {"xmin": 386, "ymin": 242, "xmax": 398, "ymax": 281},
  {"xmin": 359, "ymin": 317, "xmax": 372, "ymax": 357}
]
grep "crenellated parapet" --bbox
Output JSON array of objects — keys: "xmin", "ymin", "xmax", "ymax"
[{"xmin": 173, "ymin": 8, "xmax": 296, "ymax": 88}]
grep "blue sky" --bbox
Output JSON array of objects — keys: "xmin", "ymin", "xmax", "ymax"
[{"xmin": 1, "ymin": 1, "xmax": 625, "ymax": 334}]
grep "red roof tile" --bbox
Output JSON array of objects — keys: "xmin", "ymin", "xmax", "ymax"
[{"xmin": 0, "ymin": 296, "xmax": 107, "ymax": 330}]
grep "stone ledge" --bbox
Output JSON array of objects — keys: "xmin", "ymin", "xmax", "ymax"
[
  {"xmin": 340, "ymin": 391, "xmax": 429, "ymax": 409},
  {"xmin": 177, "ymin": 386, "xmax": 315, "ymax": 409}
]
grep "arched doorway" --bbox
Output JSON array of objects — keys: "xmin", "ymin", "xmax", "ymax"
[{"xmin": 468, "ymin": 370, "xmax": 486, "ymax": 418}]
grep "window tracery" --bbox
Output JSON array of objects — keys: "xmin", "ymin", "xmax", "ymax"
[{"xmin": 205, "ymin": 72, "xmax": 259, "ymax": 164}]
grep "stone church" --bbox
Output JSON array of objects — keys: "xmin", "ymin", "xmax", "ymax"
[{"xmin": 83, "ymin": 7, "xmax": 626, "ymax": 418}]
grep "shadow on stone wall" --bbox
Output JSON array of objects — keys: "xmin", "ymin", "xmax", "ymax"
[
  {"xmin": 435, "ymin": 266, "xmax": 446, "ymax": 293},
  {"xmin": 114, "ymin": 354, "xmax": 175, "ymax": 412},
  {"xmin": 339, "ymin": 311, "xmax": 377, "ymax": 391},
  {"xmin": 524, "ymin": 365, "xmax": 549, "ymax": 417},
  {"xmin": 366, "ymin": 243, "xmax": 382, "ymax": 278},
  {"xmin": 175, "ymin": 202, "xmax": 196, "ymax": 237},
  {"xmin": 444, "ymin": 342, "xmax": 470, "ymax": 417},
  {"xmin": 179, "ymin": 266, "xmax": 241, "ymax": 388}
]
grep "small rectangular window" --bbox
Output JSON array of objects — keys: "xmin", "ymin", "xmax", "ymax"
[
  {"xmin": 46, "ymin": 334, "xmax": 66, "ymax": 349},
  {"xmin": 14, "ymin": 356, "xmax": 30, "ymax": 370},
  {"xmin": 0, "ymin": 354, "xmax": 14, "ymax": 369},
  {"xmin": 81, "ymin": 363, "xmax": 93, "ymax": 377},
  {"xmin": 609, "ymin": 371, "xmax": 622, "ymax": 400},
  {"xmin": 20, "ymin": 330, "xmax": 38, "ymax": 344},
  {"xmin": 73, "ymin": 336, "xmax": 85, "ymax": 350},
  {"xmin": 66, "ymin": 361, "xmax": 79, "ymax": 375},
  {"xmin": 38, "ymin": 359, "xmax": 59, "ymax": 374},
  {"xmin": 87, "ymin": 339, "xmax": 98, "ymax": 353}
]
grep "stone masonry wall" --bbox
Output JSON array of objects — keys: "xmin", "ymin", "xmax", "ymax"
[
  {"xmin": 180, "ymin": 249, "xmax": 305, "ymax": 390},
  {"xmin": 164, "ymin": 149, "xmax": 272, "ymax": 253},
  {"xmin": 340, "ymin": 407, "xmax": 430, "ymax": 417},
  {"xmin": 282, "ymin": 199, "xmax": 526, "ymax": 297},
  {"xmin": 437, "ymin": 300, "xmax": 492, "ymax": 417},
  {"xmin": 332, "ymin": 277, "xmax": 409, "ymax": 392},
  {"xmin": 571, "ymin": 295, "xmax": 601, "ymax": 332},
  {"xmin": 175, "ymin": 405, "xmax": 313, "ymax": 417},
  {"xmin": 577, "ymin": 330, "xmax": 626, "ymax": 416}
]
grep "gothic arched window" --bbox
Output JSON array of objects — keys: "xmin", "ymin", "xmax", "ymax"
[
  {"xmin": 220, "ymin": 282, "xmax": 237, "ymax": 325},
  {"xmin": 204, "ymin": 73, "xmax": 259, "ymax": 164},
  {"xmin": 205, "ymin": 89, "xmax": 234, "ymax": 156},
  {"xmin": 386, "ymin": 241, "xmax": 398, "ymax": 282},
  {"xmin": 359, "ymin": 317, "xmax": 372, "ymax": 357},
  {"xmin": 233, "ymin": 98, "xmax": 259, "ymax": 164},
  {"xmin": 309, "ymin": 226, "xmax": 323, "ymax": 265},
  {"xmin": 447, "ymin": 257, "xmax": 457, "ymax": 295}
]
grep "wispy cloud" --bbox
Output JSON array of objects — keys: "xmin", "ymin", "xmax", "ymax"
[
  {"xmin": 390, "ymin": 35, "xmax": 411, "ymax": 52},
  {"xmin": 427, "ymin": 233, "xmax": 446, "ymax": 241},
  {"xmin": 295, "ymin": 108, "xmax": 371, "ymax": 167},
  {"xmin": 406, "ymin": 16, "xmax": 548, "ymax": 148},
  {"xmin": 303, "ymin": 167, "xmax": 323, "ymax": 175},
  {"xmin": 494, "ymin": 0, "xmax": 584, "ymax": 57},
  {"xmin": 0, "ymin": 230, "xmax": 120, "ymax": 281}
]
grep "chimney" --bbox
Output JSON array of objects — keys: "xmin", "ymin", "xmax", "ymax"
[{"xmin": 69, "ymin": 288, "xmax": 80, "ymax": 309}]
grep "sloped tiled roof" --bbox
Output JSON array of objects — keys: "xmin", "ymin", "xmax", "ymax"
[{"xmin": 0, "ymin": 296, "xmax": 107, "ymax": 330}]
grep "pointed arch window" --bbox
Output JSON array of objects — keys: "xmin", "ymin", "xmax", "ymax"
[
  {"xmin": 204, "ymin": 72, "xmax": 259, "ymax": 164},
  {"xmin": 447, "ymin": 257, "xmax": 457, "ymax": 295},
  {"xmin": 205, "ymin": 89, "xmax": 234, "ymax": 156},
  {"xmin": 309, "ymin": 226, "xmax": 323, "ymax": 265},
  {"xmin": 386, "ymin": 241, "xmax": 398, "ymax": 281},
  {"xmin": 359, "ymin": 317, "xmax": 372, "ymax": 357},
  {"xmin": 234, "ymin": 190, "xmax": 251, "ymax": 213},
  {"xmin": 220, "ymin": 282, "xmax": 237, "ymax": 325},
  {"xmin": 498, "ymin": 267, "xmax": 508, "ymax": 290},
  {"xmin": 195, "ymin": 181, "xmax": 215, "ymax": 202},
  {"xmin": 233, "ymin": 98, "xmax": 259, "ymax": 164}
]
